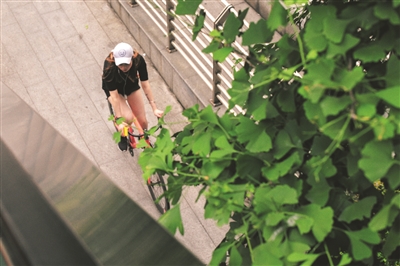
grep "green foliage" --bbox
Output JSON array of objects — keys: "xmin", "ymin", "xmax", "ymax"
[{"xmin": 142, "ymin": 0, "xmax": 400, "ymax": 265}]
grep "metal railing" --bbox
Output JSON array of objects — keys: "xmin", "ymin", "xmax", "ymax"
[{"xmin": 132, "ymin": 0, "xmax": 248, "ymax": 114}]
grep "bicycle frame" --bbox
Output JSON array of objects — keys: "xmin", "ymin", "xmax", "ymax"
[{"xmin": 107, "ymin": 99, "xmax": 169, "ymax": 213}]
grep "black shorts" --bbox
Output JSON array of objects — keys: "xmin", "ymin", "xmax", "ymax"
[{"xmin": 102, "ymin": 80, "xmax": 140, "ymax": 98}]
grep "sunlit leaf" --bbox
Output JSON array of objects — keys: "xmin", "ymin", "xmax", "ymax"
[
  {"xmin": 242, "ymin": 19, "xmax": 273, "ymax": 45},
  {"xmin": 338, "ymin": 253, "xmax": 352, "ymax": 266},
  {"xmin": 369, "ymin": 204, "xmax": 398, "ymax": 231},
  {"xmin": 323, "ymin": 18, "xmax": 350, "ymax": 43},
  {"xmin": 288, "ymin": 252, "xmax": 320, "ymax": 264},
  {"xmin": 192, "ymin": 9, "xmax": 206, "ymax": 41},
  {"xmin": 213, "ymin": 47, "xmax": 233, "ymax": 62},
  {"xmin": 253, "ymin": 243, "xmax": 283, "ymax": 265},
  {"xmin": 335, "ymin": 67, "xmax": 364, "ymax": 91},
  {"xmin": 353, "ymin": 44, "xmax": 386, "ymax": 63},
  {"xmin": 175, "ymin": 0, "xmax": 202, "ymax": 15},
  {"xmin": 229, "ymin": 246, "xmax": 242, "ymax": 266},
  {"xmin": 237, "ymin": 117, "xmax": 272, "ymax": 153},
  {"xmin": 158, "ymin": 204, "xmax": 184, "ymax": 235},
  {"xmin": 358, "ymin": 140, "xmax": 394, "ymax": 182},
  {"xmin": 327, "ymin": 34, "xmax": 360, "ymax": 59},
  {"xmin": 346, "ymin": 232, "xmax": 372, "ymax": 260},
  {"xmin": 266, "ymin": 212, "xmax": 286, "ymax": 226},
  {"xmin": 320, "ymin": 96, "xmax": 352, "ymax": 117},
  {"xmin": 375, "ymin": 86, "xmax": 400, "ymax": 108},
  {"xmin": 267, "ymin": 0, "xmax": 287, "ymax": 31},
  {"xmin": 223, "ymin": 12, "xmax": 242, "ymax": 43},
  {"xmin": 297, "ymin": 204, "xmax": 334, "ymax": 242},
  {"xmin": 209, "ymin": 243, "xmax": 230, "ymax": 265}
]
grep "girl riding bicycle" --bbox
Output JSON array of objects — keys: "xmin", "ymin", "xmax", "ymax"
[{"xmin": 102, "ymin": 42, "xmax": 163, "ymax": 151}]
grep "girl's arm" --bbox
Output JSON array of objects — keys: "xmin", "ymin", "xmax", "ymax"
[{"xmin": 141, "ymin": 80, "xmax": 164, "ymax": 117}]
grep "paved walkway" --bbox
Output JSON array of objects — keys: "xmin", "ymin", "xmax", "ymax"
[{"xmin": 1, "ymin": 0, "xmax": 227, "ymax": 263}]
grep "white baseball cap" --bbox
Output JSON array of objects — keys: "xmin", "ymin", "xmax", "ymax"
[{"xmin": 113, "ymin": 42, "xmax": 133, "ymax": 66}]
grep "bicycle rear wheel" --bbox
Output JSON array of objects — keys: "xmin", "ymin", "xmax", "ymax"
[{"xmin": 147, "ymin": 173, "xmax": 170, "ymax": 214}]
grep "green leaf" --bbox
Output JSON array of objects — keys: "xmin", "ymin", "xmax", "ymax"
[
  {"xmin": 276, "ymin": 85, "xmax": 296, "ymax": 113},
  {"xmin": 192, "ymin": 9, "xmax": 205, "ymax": 41},
  {"xmin": 213, "ymin": 47, "xmax": 234, "ymax": 62},
  {"xmin": 262, "ymin": 152, "xmax": 301, "ymax": 181},
  {"xmin": 385, "ymin": 57, "xmax": 400, "ymax": 87},
  {"xmin": 353, "ymin": 44, "xmax": 386, "ymax": 63},
  {"xmin": 375, "ymin": 86, "xmax": 400, "ymax": 108},
  {"xmin": 374, "ymin": 2, "xmax": 400, "ymax": 24},
  {"xmin": 356, "ymin": 103, "xmax": 376, "ymax": 119},
  {"xmin": 323, "ymin": 18, "xmax": 350, "ymax": 43},
  {"xmin": 352, "ymin": 228, "xmax": 380, "ymax": 244},
  {"xmin": 215, "ymin": 135, "xmax": 234, "ymax": 151},
  {"xmin": 287, "ymin": 252, "xmax": 320, "ymax": 264},
  {"xmin": 158, "ymin": 204, "xmax": 184, "ymax": 235},
  {"xmin": 175, "ymin": 0, "xmax": 202, "ymax": 15},
  {"xmin": 297, "ymin": 204, "xmax": 334, "ymax": 242},
  {"xmin": 236, "ymin": 117, "xmax": 272, "ymax": 153},
  {"xmin": 253, "ymin": 243, "xmax": 283, "ymax": 266},
  {"xmin": 202, "ymin": 40, "xmax": 220, "ymax": 54},
  {"xmin": 382, "ymin": 220, "xmax": 400, "ymax": 258},
  {"xmin": 338, "ymin": 253, "xmax": 352, "ymax": 266},
  {"xmin": 346, "ymin": 232, "xmax": 372, "ymax": 261},
  {"xmin": 242, "ymin": 19, "xmax": 273, "ymax": 45},
  {"xmin": 229, "ymin": 246, "xmax": 242, "ymax": 266},
  {"xmin": 113, "ymin": 131, "xmax": 121, "ymax": 143},
  {"xmin": 246, "ymin": 87, "xmax": 279, "ymax": 121},
  {"xmin": 199, "ymin": 105, "xmax": 220, "ymax": 124},
  {"xmin": 237, "ymin": 155, "xmax": 263, "ymax": 180},
  {"xmin": 326, "ymin": 34, "xmax": 360, "ymax": 59},
  {"xmin": 266, "ymin": 185, "xmax": 299, "ymax": 205},
  {"xmin": 372, "ymin": 116, "xmax": 396, "ymax": 141},
  {"xmin": 305, "ymin": 156, "xmax": 337, "ymax": 182},
  {"xmin": 369, "ymin": 204, "xmax": 398, "ymax": 231},
  {"xmin": 295, "ymin": 215, "xmax": 314, "ymax": 235},
  {"xmin": 310, "ymin": 135, "xmax": 331, "ymax": 156},
  {"xmin": 335, "ymin": 67, "xmax": 365, "ymax": 92},
  {"xmin": 358, "ymin": 140, "xmax": 394, "ymax": 182},
  {"xmin": 202, "ymin": 161, "xmax": 228, "ymax": 179},
  {"xmin": 267, "ymin": 0, "xmax": 287, "ymax": 31},
  {"xmin": 209, "ymin": 243, "xmax": 230, "ymax": 265},
  {"xmin": 304, "ymin": 28, "xmax": 328, "ymax": 52},
  {"xmin": 253, "ymin": 185, "xmax": 273, "ymax": 213},
  {"xmin": 273, "ymin": 130, "xmax": 295, "ymax": 160},
  {"xmin": 305, "ymin": 176, "xmax": 331, "ymax": 206},
  {"xmin": 266, "ymin": 212, "xmax": 286, "ymax": 226},
  {"xmin": 229, "ymin": 71, "xmax": 250, "ymax": 107},
  {"xmin": 338, "ymin": 196, "xmax": 377, "ymax": 223},
  {"xmin": 387, "ymin": 164, "xmax": 400, "ymax": 189},
  {"xmin": 304, "ymin": 100, "xmax": 326, "ymax": 125},
  {"xmin": 192, "ymin": 131, "xmax": 211, "ymax": 156},
  {"xmin": 223, "ymin": 12, "xmax": 242, "ymax": 44},
  {"xmin": 320, "ymin": 96, "xmax": 352, "ymax": 117}
]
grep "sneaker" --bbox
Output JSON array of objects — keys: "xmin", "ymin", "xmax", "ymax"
[{"xmin": 118, "ymin": 136, "xmax": 128, "ymax": 151}]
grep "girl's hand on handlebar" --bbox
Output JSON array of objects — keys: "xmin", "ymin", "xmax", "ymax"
[{"xmin": 154, "ymin": 109, "xmax": 164, "ymax": 118}]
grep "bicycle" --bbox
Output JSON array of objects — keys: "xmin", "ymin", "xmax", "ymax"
[{"xmin": 107, "ymin": 99, "xmax": 170, "ymax": 214}]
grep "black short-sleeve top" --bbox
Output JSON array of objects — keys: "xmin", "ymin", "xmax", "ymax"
[{"xmin": 102, "ymin": 54, "xmax": 148, "ymax": 96}]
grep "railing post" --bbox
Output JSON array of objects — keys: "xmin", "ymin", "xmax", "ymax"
[
  {"xmin": 166, "ymin": 0, "xmax": 177, "ymax": 53},
  {"xmin": 210, "ymin": 4, "xmax": 233, "ymax": 107}
]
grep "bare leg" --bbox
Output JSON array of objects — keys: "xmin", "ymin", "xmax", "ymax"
[{"xmin": 127, "ymin": 89, "xmax": 148, "ymax": 130}]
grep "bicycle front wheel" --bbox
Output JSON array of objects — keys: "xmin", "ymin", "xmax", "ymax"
[{"xmin": 147, "ymin": 173, "xmax": 170, "ymax": 214}]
